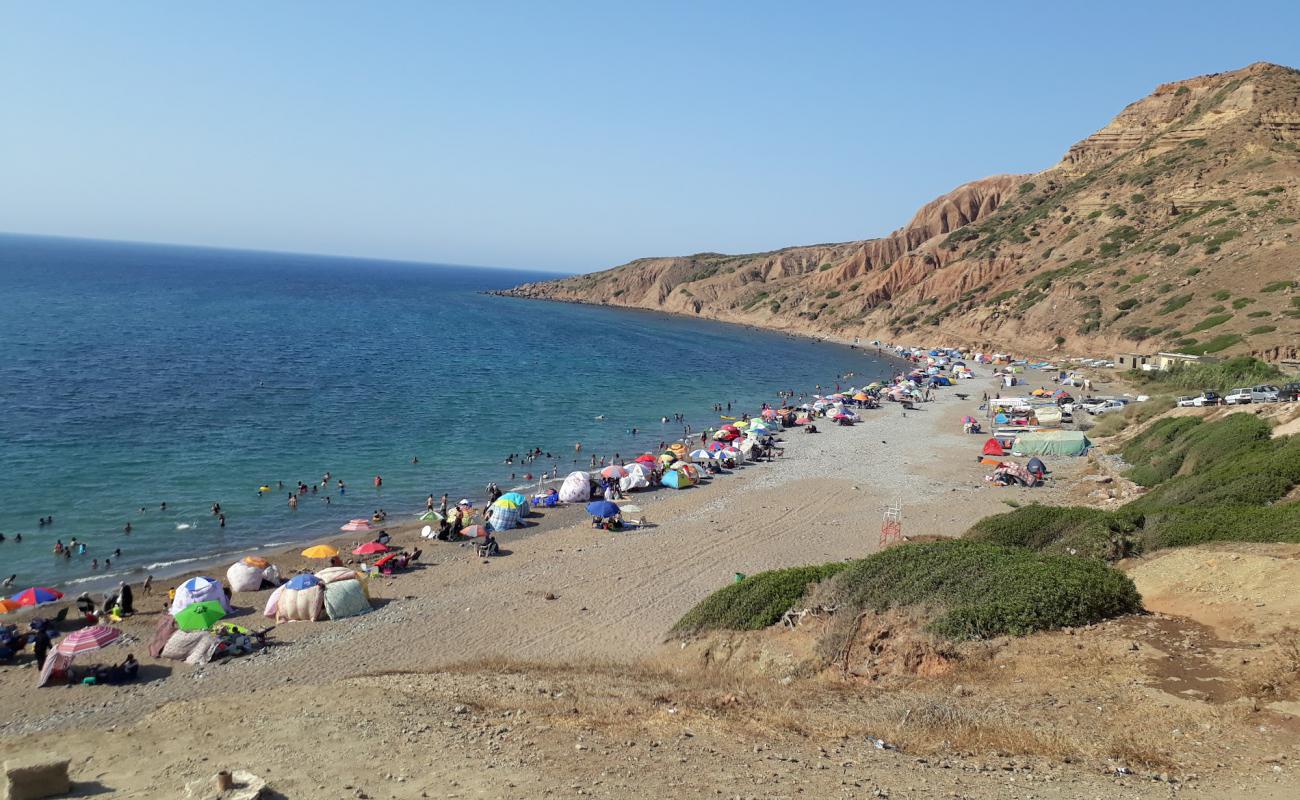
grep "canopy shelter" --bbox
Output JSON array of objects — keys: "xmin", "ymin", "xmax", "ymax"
[{"xmin": 1013, "ymin": 430, "xmax": 1091, "ymax": 457}]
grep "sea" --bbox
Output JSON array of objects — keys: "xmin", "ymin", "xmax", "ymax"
[{"xmin": 0, "ymin": 234, "xmax": 894, "ymax": 591}]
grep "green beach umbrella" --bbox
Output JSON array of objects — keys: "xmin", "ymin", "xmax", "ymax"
[{"xmin": 175, "ymin": 600, "xmax": 229, "ymax": 632}]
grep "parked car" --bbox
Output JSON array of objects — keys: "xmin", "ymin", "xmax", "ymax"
[
  {"xmin": 1227, "ymin": 385, "xmax": 1280, "ymax": 404},
  {"xmin": 1189, "ymin": 391, "xmax": 1221, "ymax": 407},
  {"xmin": 1176, "ymin": 396, "xmax": 1199, "ymax": 407},
  {"xmin": 1281, "ymin": 383, "xmax": 1300, "ymax": 402},
  {"xmin": 1088, "ymin": 399, "xmax": 1129, "ymax": 415}
]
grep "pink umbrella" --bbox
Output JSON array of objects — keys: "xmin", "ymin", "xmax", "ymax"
[
  {"xmin": 340, "ymin": 519, "xmax": 373, "ymax": 532},
  {"xmin": 600, "ymin": 465, "xmax": 628, "ymax": 479},
  {"xmin": 352, "ymin": 541, "xmax": 389, "ymax": 555},
  {"xmin": 55, "ymin": 625, "xmax": 122, "ymax": 656}
]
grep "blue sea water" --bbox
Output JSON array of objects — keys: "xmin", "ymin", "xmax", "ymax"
[{"xmin": 0, "ymin": 234, "xmax": 892, "ymax": 590}]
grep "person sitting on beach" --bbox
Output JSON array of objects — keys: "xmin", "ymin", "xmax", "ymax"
[
  {"xmin": 375, "ymin": 530, "xmax": 391, "ymax": 546},
  {"xmin": 480, "ymin": 533, "xmax": 500, "ymax": 557}
]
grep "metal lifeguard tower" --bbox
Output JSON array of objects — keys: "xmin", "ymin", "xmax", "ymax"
[{"xmin": 879, "ymin": 502, "xmax": 903, "ymax": 549}]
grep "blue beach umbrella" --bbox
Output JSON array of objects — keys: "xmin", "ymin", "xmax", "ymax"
[
  {"xmin": 285, "ymin": 573, "xmax": 323, "ymax": 591},
  {"xmin": 585, "ymin": 500, "xmax": 621, "ymax": 518}
]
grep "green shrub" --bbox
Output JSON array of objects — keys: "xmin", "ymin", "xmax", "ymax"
[
  {"xmin": 1116, "ymin": 298, "xmax": 1140, "ymax": 310},
  {"xmin": 817, "ymin": 540, "xmax": 1141, "ymax": 640},
  {"xmin": 1187, "ymin": 313, "xmax": 1232, "ymax": 333},
  {"xmin": 1211, "ymin": 289, "xmax": 1231, "ymax": 301},
  {"xmin": 1143, "ymin": 504, "xmax": 1300, "ymax": 549},
  {"xmin": 1019, "ymin": 181, "xmax": 1036, "ymax": 194},
  {"xmin": 1249, "ymin": 325, "xmax": 1277, "ymax": 334},
  {"xmin": 967, "ymin": 505, "xmax": 1137, "ymax": 559},
  {"xmin": 818, "ymin": 263, "xmax": 834, "ymax": 272},
  {"xmin": 1160, "ymin": 244, "xmax": 1181, "ymax": 256},
  {"xmin": 1262, "ymin": 281, "xmax": 1296, "ymax": 292},
  {"xmin": 1184, "ymin": 267, "xmax": 1201, "ymax": 276},
  {"xmin": 1158, "ymin": 294, "xmax": 1194, "ymax": 314},
  {"xmin": 670, "ymin": 562, "xmax": 852, "ymax": 635},
  {"xmin": 1193, "ymin": 333, "xmax": 1244, "ymax": 354},
  {"xmin": 1130, "ymin": 193, "xmax": 1147, "ymax": 204},
  {"xmin": 1232, "ymin": 297, "xmax": 1255, "ymax": 309},
  {"xmin": 825, "ymin": 290, "xmax": 841, "ymax": 299},
  {"xmin": 1247, "ymin": 310, "xmax": 1272, "ymax": 318}
]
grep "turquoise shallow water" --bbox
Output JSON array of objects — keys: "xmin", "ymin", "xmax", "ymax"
[{"xmin": 0, "ymin": 234, "xmax": 892, "ymax": 590}]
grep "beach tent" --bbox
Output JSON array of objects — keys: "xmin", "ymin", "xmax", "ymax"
[
  {"xmin": 227, "ymin": 558, "xmax": 281, "ymax": 593},
  {"xmin": 1012, "ymin": 430, "xmax": 1091, "ymax": 457},
  {"xmin": 488, "ymin": 504, "xmax": 521, "ymax": 532},
  {"xmin": 559, "ymin": 471, "xmax": 591, "ymax": 503},
  {"xmin": 620, "ymin": 462, "xmax": 652, "ymax": 492},
  {"xmin": 671, "ymin": 462, "xmax": 701, "ymax": 481},
  {"xmin": 661, "ymin": 469, "xmax": 695, "ymax": 489},
  {"xmin": 1033, "ymin": 406, "xmax": 1063, "ymax": 428},
  {"xmin": 265, "ymin": 580, "xmax": 325, "ymax": 622},
  {"xmin": 499, "ymin": 492, "xmax": 529, "ymax": 515},
  {"xmin": 170, "ymin": 577, "xmax": 231, "ymax": 616},
  {"xmin": 323, "ymin": 579, "xmax": 372, "ymax": 621},
  {"xmin": 981, "ymin": 438, "xmax": 1006, "ymax": 457}
]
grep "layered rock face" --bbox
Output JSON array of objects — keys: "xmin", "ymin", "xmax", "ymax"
[{"xmin": 506, "ymin": 63, "xmax": 1300, "ymax": 361}]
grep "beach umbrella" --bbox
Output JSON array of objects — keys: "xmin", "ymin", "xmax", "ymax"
[
  {"xmin": 340, "ymin": 519, "xmax": 373, "ymax": 532},
  {"xmin": 0, "ymin": 599, "xmax": 19, "ymax": 614},
  {"xmin": 419, "ymin": 510, "xmax": 443, "ymax": 522},
  {"xmin": 635, "ymin": 453, "xmax": 657, "ymax": 465},
  {"xmin": 374, "ymin": 553, "xmax": 400, "ymax": 569},
  {"xmin": 689, "ymin": 449, "xmax": 715, "ymax": 460},
  {"xmin": 9, "ymin": 587, "xmax": 64, "ymax": 608},
  {"xmin": 54, "ymin": 625, "xmax": 122, "ymax": 657},
  {"xmin": 761, "ymin": 408, "xmax": 777, "ymax": 419},
  {"xmin": 500, "ymin": 492, "xmax": 528, "ymax": 508},
  {"xmin": 286, "ymin": 573, "xmax": 323, "ymax": 590},
  {"xmin": 713, "ymin": 429, "xmax": 738, "ymax": 441},
  {"xmin": 961, "ymin": 416, "xmax": 977, "ymax": 425},
  {"xmin": 301, "ymin": 544, "xmax": 340, "ymax": 559},
  {"xmin": 585, "ymin": 500, "xmax": 621, "ymax": 518},
  {"xmin": 352, "ymin": 542, "xmax": 388, "ymax": 555},
  {"xmin": 175, "ymin": 601, "xmax": 228, "ymax": 631},
  {"xmin": 706, "ymin": 441, "xmax": 727, "ymax": 452},
  {"xmin": 242, "ymin": 556, "xmax": 270, "ymax": 569},
  {"xmin": 853, "ymin": 392, "xmax": 870, "ymax": 402},
  {"xmin": 461, "ymin": 524, "xmax": 489, "ymax": 538},
  {"xmin": 600, "ymin": 465, "xmax": 628, "ymax": 479},
  {"xmin": 658, "ymin": 452, "xmax": 676, "ymax": 465}
]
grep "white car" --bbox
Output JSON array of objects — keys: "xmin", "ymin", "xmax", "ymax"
[
  {"xmin": 1088, "ymin": 399, "xmax": 1129, "ymax": 415},
  {"xmin": 1176, "ymin": 396, "xmax": 1198, "ymax": 407},
  {"xmin": 1225, "ymin": 387, "xmax": 1270, "ymax": 405}
]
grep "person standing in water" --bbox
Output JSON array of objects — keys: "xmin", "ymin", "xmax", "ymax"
[
  {"xmin": 374, "ymin": 475, "xmax": 382, "ymax": 489},
  {"xmin": 123, "ymin": 522, "xmax": 132, "ymax": 535}
]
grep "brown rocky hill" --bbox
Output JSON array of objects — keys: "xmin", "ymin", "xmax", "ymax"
[{"xmin": 505, "ymin": 62, "xmax": 1300, "ymax": 362}]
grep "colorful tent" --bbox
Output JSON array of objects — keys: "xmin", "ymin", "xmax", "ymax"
[
  {"xmin": 619, "ymin": 463, "xmax": 652, "ymax": 492},
  {"xmin": 661, "ymin": 468, "xmax": 695, "ymax": 489},
  {"xmin": 488, "ymin": 505, "xmax": 520, "ymax": 532},
  {"xmin": 981, "ymin": 438, "xmax": 1006, "ymax": 457},
  {"xmin": 169, "ymin": 577, "xmax": 230, "ymax": 616}
]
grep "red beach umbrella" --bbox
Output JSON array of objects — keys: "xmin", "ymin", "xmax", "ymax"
[
  {"xmin": 352, "ymin": 542, "xmax": 389, "ymax": 555},
  {"xmin": 55, "ymin": 625, "xmax": 122, "ymax": 656}
]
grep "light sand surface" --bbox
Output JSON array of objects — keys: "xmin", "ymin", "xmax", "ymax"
[{"xmin": 5, "ymin": 375, "xmax": 1168, "ymax": 798}]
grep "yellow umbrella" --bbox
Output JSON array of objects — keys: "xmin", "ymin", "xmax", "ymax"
[
  {"xmin": 0, "ymin": 598, "xmax": 19, "ymax": 614},
  {"xmin": 853, "ymin": 392, "xmax": 870, "ymax": 402},
  {"xmin": 301, "ymin": 544, "xmax": 339, "ymax": 559}
]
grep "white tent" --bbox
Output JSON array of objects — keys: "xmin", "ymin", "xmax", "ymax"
[
  {"xmin": 169, "ymin": 577, "xmax": 232, "ymax": 616},
  {"xmin": 226, "ymin": 560, "xmax": 281, "ymax": 593},
  {"xmin": 558, "ymin": 471, "xmax": 591, "ymax": 503},
  {"xmin": 619, "ymin": 463, "xmax": 651, "ymax": 492}
]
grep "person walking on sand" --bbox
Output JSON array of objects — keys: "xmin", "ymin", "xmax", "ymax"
[{"xmin": 142, "ymin": 575, "xmax": 153, "ymax": 596}]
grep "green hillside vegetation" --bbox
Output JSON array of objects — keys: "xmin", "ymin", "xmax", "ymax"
[
  {"xmin": 672, "ymin": 540, "xmax": 1141, "ymax": 641},
  {"xmin": 1125, "ymin": 356, "xmax": 1285, "ymax": 393},
  {"xmin": 968, "ymin": 414, "xmax": 1300, "ymax": 558}
]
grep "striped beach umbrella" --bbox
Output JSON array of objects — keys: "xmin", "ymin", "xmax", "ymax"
[
  {"xmin": 8, "ymin": 587, "xmax": 63, "ymax": 608},
  {"xmin": 600, "ymin": 465, "xmax": 628, "ymax": 479},
  {"xmin": 55, "ymin": 625, "xmax": 122, "ymax": 656}
]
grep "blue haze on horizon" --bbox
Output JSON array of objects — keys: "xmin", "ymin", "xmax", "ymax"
[{"xmin": 2, "ymin": 1, "xmax": 1298, "ymax": 272}]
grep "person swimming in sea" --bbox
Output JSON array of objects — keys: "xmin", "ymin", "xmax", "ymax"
[
  {"xmin": 123, "ymin": 522, "xmax": 132, "ymax": 535},
  {"xmin": 2, "ymin": 574, "xmax": 14, "ymax": 588}
]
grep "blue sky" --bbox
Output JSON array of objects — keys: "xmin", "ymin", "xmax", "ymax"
[{"xmin": 2, "ymin": 1, "xmax": 1298, "ymax": 272}]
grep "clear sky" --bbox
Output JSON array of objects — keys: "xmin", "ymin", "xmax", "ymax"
[{"xmin": 3, "ymin": 1, "xmax": 1298, "ymax": 272}]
